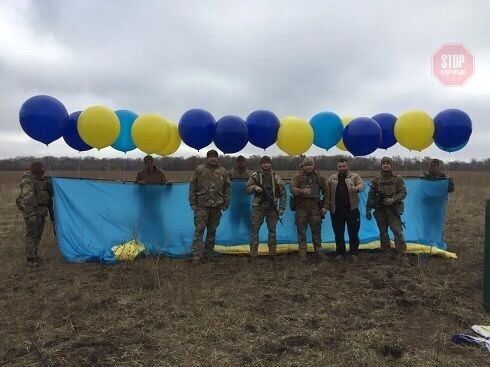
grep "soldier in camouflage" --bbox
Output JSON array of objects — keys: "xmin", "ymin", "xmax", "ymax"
[
  {"xmin": 228, "ymin": 155, "xmax": 252, "ymax": 180},
  {"xmin": 16, "ymin": 161, "xmax": 53, "ymax": 266},
  {"xmin": 366, "ymin": 157, "xmax": 407, "ymax": 253},
  {"xmin": 135, "ymin": 155, "xmax": 168, "ymax": 184},
  {"xmin": 290, "ymin": 157, "xmax": 329, "ymax": 261},
  {"xmin": 421, "ymin": 159, "xmax": 455, "ymax": 193},
  {"xmin": 189, "ymin": 150, "xmax": 231, "ymax": 262},
  {"xmin": 245, "ymin": 156, "xmax": 286, "ymax": 260}
]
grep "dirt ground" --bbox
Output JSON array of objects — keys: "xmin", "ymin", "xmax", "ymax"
[{"xmin": 1, "ymin": 170, "xmax": 489, "ymax": 366}]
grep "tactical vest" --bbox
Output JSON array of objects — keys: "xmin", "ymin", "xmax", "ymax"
[
  {"xmin": 296, "ymin": 172, "xmax": 321, "ymax": 199},
  {"xmin": 372, "ymin": 175, "xmax": 405, "ymax": 214},
  {"xmin": 17, "ymin": 174, "xmax": 50, "ymax": 214},
  {"xmin": 374, "ymin": 176, "xmax": 398, "ymax": 198}
]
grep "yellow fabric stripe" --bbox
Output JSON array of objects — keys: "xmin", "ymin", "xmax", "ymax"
[{"xmin": 214, "ymin": 241, "xmax": 457, "ymax": 259}]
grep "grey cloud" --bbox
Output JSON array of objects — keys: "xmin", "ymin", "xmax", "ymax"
[{"xmin": 0, "ymin": 0, "xmax": 489, "ymax": 159}]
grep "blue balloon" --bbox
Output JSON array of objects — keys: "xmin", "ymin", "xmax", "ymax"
[
  {"xmin": 371, "ymin": 113, "xmax": 397, "ymax": 149},
  {"xmin": 179, "ymin": 109, "xmax": 216, "ymax": 150},
  {"xmin": 434, "ymin": 109, "xmax": 472, "ymax": 151},
  {"xmin": 112, "ymin": 110, "xmax": 138, "ymax": 153},
  {"xmin": 310, "ymin": 111, "xmax": 343, "ymax": 150},
  {"xmin": 19, "ymin": 95, "xmax": 68, "ymax": 144},
  {"xmin": 343, "ymin": 117, "xmax": 382, "ymax": 156},
  {"xmin": 246, "ymin": 110, "xmax": 280, "ymax": 149},
  {"xmin": 214, "ymin": 115, "xmax": 248, "ymax": 154},
  {"xmin": 435, "ymin": 137, "xmax": 469, "ymax": 153},
  {"xmin": 63, "ymin": 111, "xmax": 92, "ymax": 152}
]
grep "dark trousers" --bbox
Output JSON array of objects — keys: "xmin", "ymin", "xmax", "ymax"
[{"xmin": 330, "ymin": 208, "xmax": 360, "ymax": 255}]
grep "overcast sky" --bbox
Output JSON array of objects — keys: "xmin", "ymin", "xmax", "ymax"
[{"xmin": 1, "ymin": 0, "xmax": 489, "ymax": 161}]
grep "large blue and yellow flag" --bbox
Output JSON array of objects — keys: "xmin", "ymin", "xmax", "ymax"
[{"xmin": 52, "ymin": 177, "xmax": 452, "ymax": 262}]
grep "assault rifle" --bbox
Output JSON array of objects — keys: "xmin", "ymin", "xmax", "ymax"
[{"xmin": 251, "ymin": 176, "xmax": 283, "ymax": 225}]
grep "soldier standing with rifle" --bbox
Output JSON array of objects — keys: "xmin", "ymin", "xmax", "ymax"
[
  {"xmin": 366, "ymin": 157, "xmax": 407, "ymax": 255},
  {"xmin": 16, "ymin": 161, "xmax": 54, "ymax": 266},
  {"xmin": 246, "ymin": 156, "xmax": 286, "ymax": 260}
]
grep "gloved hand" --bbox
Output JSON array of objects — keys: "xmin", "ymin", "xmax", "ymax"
[
  {"xmin": 365, "ymin": 211, "xmax": 372, "ymax": 220},
  {"xmin": 383, "ymin": 198, "xmax": 395, "ymax": 206},
  {"xmin": 321, "ymin": 208, "xmax": 328, "ymax": 217},
  {"xmin": 278, "ymin": 209, "xmax": 285, "ymax": 216}
]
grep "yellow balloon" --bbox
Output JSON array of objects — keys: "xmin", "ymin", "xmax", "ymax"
[
  {"xmin": 157, "ymin": 123, "xmax": 181, "ymax": 156},
  {"xmin": 132, "ymin": 114, "xmax": 170, "ymax": 154},
  {"xmin": 277, "ymin": 116, "xmax": 313, "ymax": 155},
  {"xmin": 394, "ymin": 110, "xmax": 434, "ymax": 151},
  {"xmin": 336, "ymin": 116, "xmax": 354, "ymax": 151},
  {"xmin": 78, "ymin": 106, "xmax": 120, "ymax": 149}
]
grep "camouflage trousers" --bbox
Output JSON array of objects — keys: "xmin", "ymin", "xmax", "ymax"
[
  {"xmin": 250, "ymin": 206, "xmax": 278, "ymax": 256},
  {"xmin": 295, "ymin": 207, "xmax": 323, "ymax": 255},
  {"xmin": 192, "ymin": 207, "xmax": 222, "ymax": 258},
  {"xmin": 374, "ymin": 207, "xmax": 407, "ymax": 252},
  {"xmin": 24, "ymin": 215, "xmax": 46, "ymax": 261}
]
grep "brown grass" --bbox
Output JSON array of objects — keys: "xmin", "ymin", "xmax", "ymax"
[{"xmin": 0, "ymin": 171, "xmax": 489, "ymax": 366}]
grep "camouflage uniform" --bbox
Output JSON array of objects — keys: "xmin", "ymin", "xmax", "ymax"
[
  {"xmin": 135, "ymin": 167, "xmax": 167, "ymax": 184},
  {"xmin": 366, "ymin": 172, "xmax": 407, "ymax": 252},
  {"xmin": 17, "ymin": 172, "xmax": 52, "ymax": 262},
  {"xmin": 245, "ymin": 170, "xmax": 286, "ymax": 256},
  {"xmin": 421, "ymin": 171, "xmax": 455, "ymax": 193},
  {"xmin": 189, "ymin": 163, "xmax": 231, "ymax": 259},
  {"xmin": 290, "ymin": 171, "xmax": 329, "ymax": 255},
  {"xmin": 227, "ymin": 168, "xmax": 252, "ymax": 180}
]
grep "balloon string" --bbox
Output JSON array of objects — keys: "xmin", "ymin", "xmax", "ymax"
[
  {"xmin": 447, "ymin": 152, "xmax": 451, "ymax": 178},
  {"xmin": 99, "ymin": 150, "xmax": 102, "ymax": 179},
  {"xmin": 78, "ymin": 152, "xmax": 81, "ymax": 178},
  {"xmin": 404, "ymin": 153, "xmax": 408, "ymax": 178},
  {"xmin": 419, "ymin": 151, "xmax": 423, "ymax": 175},
  {"xmin": 45, "ymin": 145, "xmax": 49, "ymax": 172}
]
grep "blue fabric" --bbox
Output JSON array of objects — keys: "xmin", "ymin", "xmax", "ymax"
[{"xmin": 52, "ymin": 177, "xmax": 449, "ymax": 263}]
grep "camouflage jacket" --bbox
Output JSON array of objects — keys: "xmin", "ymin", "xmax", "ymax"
[
  {"xmin": 245, "ymin": 170, "xmax": 286, "ymax": 210},
  {"xmin": 290, "ymin": 171, "xmax": 329, "ymax": 210},
  {"xmin": 189, "ymin": 163, "xmax": 231, "ymax": 209},
  {"xmin": 135, "ymin": 167, "xmax": 167, "ymax": 184},
  {"xmin": 17, "ymin": 172, "xmax": 52, "ymax": 217},
  {"xmin": 227, "ymin": 168, "xmax": 252, "ymax": 180},
  {"xmin": 421, "ymin": 171, "xmax": 455, "ymax": 193},
  {"xmin": 366, "ymin": 173, "xmax": 407, "ymax": 211}
]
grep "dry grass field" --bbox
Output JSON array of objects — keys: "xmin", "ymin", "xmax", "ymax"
[{"xmin": 0, "ymin": 170, "xmax": 489, "ymax": 366}]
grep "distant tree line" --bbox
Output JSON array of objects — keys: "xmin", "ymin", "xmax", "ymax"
[{"xmin": 1, "ymin": 155, "xmax": 489, "ymax": 171}]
